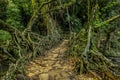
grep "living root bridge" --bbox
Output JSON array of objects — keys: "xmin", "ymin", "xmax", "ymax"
[{"xmin": 0, "ymin": 20, "xmax": 34, "ymax": 56}]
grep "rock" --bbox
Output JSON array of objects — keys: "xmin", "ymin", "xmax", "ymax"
[
  {"xmin": 39, "ymin": 73, "xmax": 49, "ymax": 80},
  {"xmin": 16, "ymin": 74, "xmax": 26, "ymax": 80},
  {"xmin": 57, "ymin": 77, "xmax": 71, "ymax": 80}
]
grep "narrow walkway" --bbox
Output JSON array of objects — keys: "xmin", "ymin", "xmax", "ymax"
[
  {"xmin": 26, "ymin": 40, "xmax": 76, "ymax": 80},
  {"xmin": 25, "ymin": 40, "xmax": 98, "ymax": 80}
]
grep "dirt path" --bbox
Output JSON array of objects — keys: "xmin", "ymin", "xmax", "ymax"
[{"xmin": 25, "ymin": 40, "xmax": 98, "ymax": 80}]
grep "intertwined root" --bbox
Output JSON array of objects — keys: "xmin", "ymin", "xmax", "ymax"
[{"xmin": 75, "ymin": 50, "xmax": 120, "ymax": 80}]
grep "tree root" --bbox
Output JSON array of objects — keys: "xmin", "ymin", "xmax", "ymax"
[{"xmin": 74, "ymin": 50, "xmax": 120, "ymax": 80}]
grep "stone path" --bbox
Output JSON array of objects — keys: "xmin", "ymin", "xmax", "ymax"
[
  {"xmin": 25, "ymin": 40, "xmax": 76, "ymax": 80},
  {"xmin": 25, "ymin": 40, "xmax": 98, "ymax": 80}
]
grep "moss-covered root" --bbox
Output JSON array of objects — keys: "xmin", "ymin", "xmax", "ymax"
[{"xmin": 75, "ymin": 51, "xmax": 120, "ymax": 80}]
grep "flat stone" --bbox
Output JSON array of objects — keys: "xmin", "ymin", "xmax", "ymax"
[
  {"xmin": 60, "ymin": 71, "xmax": 70, "ymax": 77},
  {"xmin": 39, "ymin": 73, "xmax": 49, "ymax": 80},
  {"xmin": 43, "ymin": 58, "xmax": 56, "ymax": 61},
  {"xmin": 57, "ymin": 77, "xmax": 71, "ymax": 80},
  {"xmin": 51, "ymin": 54, "xmax": 58, "ymax": 58},
  {"xmin": 53, "ymin": 63, "xmax": 62, "ymax": 68}
]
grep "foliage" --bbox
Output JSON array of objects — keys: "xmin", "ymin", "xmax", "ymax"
[
  {"xmin": 12, "ymin": 0, "xmax": 33, "ymax": 27},
  {"xmin": 0, "ymin": 0, "xmax": 120, "ymax": 79},
  {"xmin": 0, "ymin": 0, "xmax": 8, "ymax": 21},
  {"xmin": 108, "ymin": 31, "xmax": 120, "ymax": 56},
  {"xmin": 66, "ymin": 15, "xmax": 82, "ymax": 33},
  {"xmin": 0, "ymin": 30, "xmax": 11, "ymax": 42},
  {"xmin": 69, "ymin": 0, "xmax": 120, "ymax": 79},
  {"xmin": 6, "ymin": 0, "xmax": 23, "ymax": 30}
]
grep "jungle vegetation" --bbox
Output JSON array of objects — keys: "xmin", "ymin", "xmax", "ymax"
[{"xmin": 0, "ymin": 0, "xmax": 120, "ymax": 80}]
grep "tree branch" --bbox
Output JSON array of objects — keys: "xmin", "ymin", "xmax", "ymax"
[
  {"xmin": 96, "ymin": 14, "xmax": 120, "ymax": 28},
  {"xmin": 106, "ymin": 14, "xmax": 120, "ymax": 23},
  {"xmin": 23, "ymin": 0, "xmax": 57, "ymax": 34},
  {"xmin": 23, "ymin": 0, "xmax": 75, "ymax": 35}
]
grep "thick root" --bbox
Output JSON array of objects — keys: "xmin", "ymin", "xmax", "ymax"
[{"xmin": 74, "ymin": 50, "xmax": 120, "ymax": 80}]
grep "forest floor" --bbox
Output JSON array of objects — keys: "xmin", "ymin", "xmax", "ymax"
[{"xmin": 25, "ymin": 40, "xmax": 98, "ymax": 80}]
